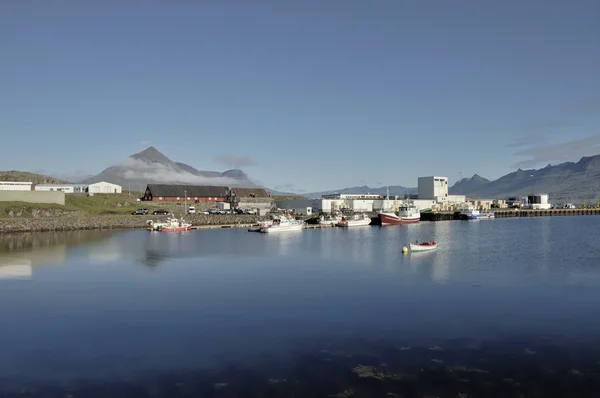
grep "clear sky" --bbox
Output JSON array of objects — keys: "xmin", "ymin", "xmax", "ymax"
[{"xmin": 1, "ymin": 0, "xmax": 599, "ymax": 193}]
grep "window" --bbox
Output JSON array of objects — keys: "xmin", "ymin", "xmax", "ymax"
[
  {"xmin": 159, "ymin": 197, "xmax": 163, "ymax": 200},
  {"xmin": 176, "ymin": 197, "xmax": 180, "ymax": 200}
]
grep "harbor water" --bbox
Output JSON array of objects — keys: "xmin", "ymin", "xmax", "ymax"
[{"xmin": 1, "ymin": 216, "xmax": 600, "ymax": 397}]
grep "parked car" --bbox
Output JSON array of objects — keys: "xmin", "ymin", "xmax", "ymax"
[
  {"xmin": 152, "ymin": 209, "xmax": 169, "ymax": 215},
  {"xmin": 132, "ymin": 208, "xmax": 148, "ymax": 215},
  {"xmin": 188, "ymin": 206, "xmax": 196, "ymax": 214}
]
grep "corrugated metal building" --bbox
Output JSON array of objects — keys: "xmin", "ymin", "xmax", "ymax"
[
  {"xmin": 231, "ymin": 187, "xmax": 272, "ymax": 210},
  {"xmin": 0, "ymin": 181, "xmax": 32, "ymax": 191},
  {"xmin": 142, "ymin": 184, "xmax": 229, "ymax": 202}
]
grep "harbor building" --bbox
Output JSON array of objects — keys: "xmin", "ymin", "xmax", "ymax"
[
  {"xmin": 0, "ymin": 181, "xmax": 32, "ymax": 191},
  {"xmin": 230, "ymin": 188, "xmax": 272, "ymax": 211},
  {"xmin": 88, "ymin": 181, "xmax": 122, "ymax": 194},
  {"xmin": 34, "ymin": 184, "xmax": 75, "ymax": 193},
  {"xmin": 523, "ymin": 194, "xmax": 551, "ymax": 210},
  {"xmin": 418, "ymin": 176, "xmax": 448, "ymax": 202}
]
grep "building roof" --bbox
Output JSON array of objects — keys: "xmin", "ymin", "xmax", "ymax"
[
  {"xmin": 89, "ymin": 181, "xmax": 121, "ymax": 187},
  {"xmin": 147, "ymin": 184, "xmax": 229, "ymax": 198},
  {"xmin": 232, "ymin": 187, "xmax": 270, "ymax": 198}
]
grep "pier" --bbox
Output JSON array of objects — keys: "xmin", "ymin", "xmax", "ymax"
[{"xmin": 420, "ymin": 208, "xmax": 600, "ymax": 222}]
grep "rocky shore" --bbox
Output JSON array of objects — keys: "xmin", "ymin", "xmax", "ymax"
[{"xmin": 0, "ymin": 214, "xmax": 263, "ymax": 233}]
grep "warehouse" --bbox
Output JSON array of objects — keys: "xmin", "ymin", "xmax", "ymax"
[
  {"xmin": 0, "ymin": 181, "xmax": 32, "ymax": 191},
  {"xmin": 88, "ymin": 181, "xmax": 122, "ymax": 194},
  {"xmin": 142, "ymin": 184, "xmax": 229, "ymax": 202},
  {"xmin": 231, "ymin": 187, "xmax": 272, "ymax": 210},
  {"xmin": 34, "ymin": 184, "xmax": 75, "ymax": 193}
]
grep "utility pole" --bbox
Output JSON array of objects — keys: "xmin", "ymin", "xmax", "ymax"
[{"xmin": 184, "ymin": 190, "xmax": 187, "ymax": 215}]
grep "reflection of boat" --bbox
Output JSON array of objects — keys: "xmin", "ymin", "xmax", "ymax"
[
  {"xmin": 379, "ymin": 204, "xmax": 421, "ymax": 225},
  {"xmin": 260, "ymin": 215, "xmax": 304, "ymax": 233},
  {"xmin": 337, "ymin": 213, "xmax": 371, "ymax": 227},
  {"xmin": 0, "ymin": 264, "xmax": 32, "ymax": 279},
  {"xmin": 459, "ymin": 205, "xmax": 495, "ymax": 220},
  {"xmin": 318, "ymin": 213, "xmax": 342, "ymax": 226},
  {"xmin": 159, "ymin": 218, "xmax": 192, "ymax": 232},
  {"xmin": 410, "ymin": 241, "xmax": 437, "ymax": 252}
]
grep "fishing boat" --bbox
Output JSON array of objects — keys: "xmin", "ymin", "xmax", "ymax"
[
  {"xmin": 379, "ymin": 204, "xmax": 421, "ymax": 225},
  {"xmin": 337, "ymin": 213, "xmax": 372, "ymax": 227},
  {"xmin": 409, "ymin": 241, "xmax": 438, "ymax": 252},
  {"xmin": 458, "ymin": 205, "xmax": 495, "ymax": 220},
  {"xmin": 159, "ymin": 218, "xmax": 192, "ymax": 232},
  {"xmin": 259, "ymin": 215, "xmax": 304, "ymax": 233},
  {"xmin": 318, "ymin": 213, "xmax": 342, "ymax": 226},
  {"xmin": 248, "ymin": 218, "xmax": 274, "ymax": 232}
]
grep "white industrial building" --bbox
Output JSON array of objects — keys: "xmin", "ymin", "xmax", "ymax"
[
  {"xmin": 0, "ymin": 181, "xmax": 32, "ymax": 191},
  {"xmin": 523, "ymin": 194, "xmax": 551, "ymax": 210},
  {"xmin": 34, "ymin": 184, "xmax": 75, "ymax": 193},
  {"xmin": 88, "ymin": 181, "xmax": 122, "ymax": 194},
  {"xmin": 418, "ymin": 176, "xmax": 448, "ymax": 201}
]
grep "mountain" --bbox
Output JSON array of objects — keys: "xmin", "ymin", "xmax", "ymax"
[
  {"xmin": 304, "ymin": 185, "xmax": 417, "ymax": 199},
  {"xmin": 449, "ymin": 174, "xmax": 492, "ymax": 195},
  {"xmin": 0, "ymin": 171, "xmax": 71, "ymax": 185},
  {"xmin": 78, "ymin": 146, "xmax": 260, "ymax": 189},
  {"xmin": 449, "ymin": 155, "xmax": 600, "ymax": 202}
]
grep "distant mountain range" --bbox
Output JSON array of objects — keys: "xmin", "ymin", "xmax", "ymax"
[
  {"xmin": 304, "ymin": 185, "xmax": 417, "ymax": 199},
  {"xmin": 303, "ymin": 155, "xmax": 600, "ymax": 202},
  {"xmin": 450, "ymin": 155, "xmax": 600, "ymax": 201},
  {"xmin": 77, "ymin": 146, "xmax": 295, "ymax": 195}
]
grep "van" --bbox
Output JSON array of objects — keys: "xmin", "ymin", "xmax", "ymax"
[{"xmin": 188, "ymin": 206, "xmax": 195, "ymax": 214}]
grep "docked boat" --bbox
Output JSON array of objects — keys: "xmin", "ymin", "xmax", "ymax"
[
  {"xmin": 318, "ymin": 213, "xmax": 342, "ymax": 226},
  {"xmin": 379, "ymin": 204, "xmax": 421, "ymax": 225},
  {"xmin": 259, "ymin": 215, "xmax": 304, "ymax": 233},
  {"xmin": 458, "ymin": 205, "xmax": 495, "ymax": 220},
  {"xmin": 337, "ymin": 213, "xmax": 372, "ymax": 227},
  {"xmin": 160, "ymin": 218, "xmax": 192, "ymax": 232},
  {"xmin": 248, "ymin": 218, "xmax": 274, "ymax": 232},
  {"xmin": 409, "ymin": 241, "xmax": 437, "ymax": 252}
]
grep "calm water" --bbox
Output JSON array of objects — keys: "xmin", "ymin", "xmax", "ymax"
[{"xmin": 1, "ymin": 217, "xmax": 600, "ymax": 397}]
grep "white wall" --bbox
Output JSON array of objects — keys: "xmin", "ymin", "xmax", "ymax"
[
  {"xmin": 0, "ymin": 182, "xmax": 32, "ymax": 191},
  {"xmin": 418, "ymin": 176, "xmax": 448, "ymax": 200},
  {"xmin": 348, "ymin": 199, "xmax": 373, "ymax": 212},
  {"xmin": 0, "ymin": 191, "xmax": 65, "ymax": 205},
  {"xmin": 88, "ymin": 182, "xmax": 122, "ymax": 194},
  {"xmin": 35, "ymin": 185, "xmax": 74, "ymax": 193}
]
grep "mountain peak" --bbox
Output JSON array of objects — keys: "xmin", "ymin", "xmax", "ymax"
[{"xmin": 131, "ymin": 146, "xmax": 172, "ymax": 165}]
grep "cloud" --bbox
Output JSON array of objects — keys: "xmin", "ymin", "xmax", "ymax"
[
  {"xmin": 116, "ymin": 158, "xmax": 239, "ymax": 185},
  {"xmin": 213, "ymin": 154, "xmax": 257, "ymax": 168},
  {"xmin": 513, "ymin": 134, "xmax": 600, "ymax": 168}
]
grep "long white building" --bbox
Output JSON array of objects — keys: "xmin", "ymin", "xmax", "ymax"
[
  {"xmin": 35, "ymin": 184, "xmax": 75, "ymax": 193},
  {"xmin": 0, "ymin": 181, "xmax": 32, "ymax": 191}
]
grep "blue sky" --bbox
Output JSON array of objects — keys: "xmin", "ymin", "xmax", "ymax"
[{"xmin": 1, "ymin": 0, "xmax": 599, "ymax": 192}]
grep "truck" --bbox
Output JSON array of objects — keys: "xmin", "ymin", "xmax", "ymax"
[{"xmin": 216, "ymin": 202, "xmax": 230, "ymax": 211}]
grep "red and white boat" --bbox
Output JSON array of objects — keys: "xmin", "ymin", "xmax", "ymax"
[
  {"xmin": 379, "ymin": 204, "xmax": 421, "ymax": 225},
  {"xmin": 409, "ymin": 241, "xmax": 437, "ymax": 252},
  {"xmin": 159, "ymin": 218, "xmax": 192, "ymax": 232}
]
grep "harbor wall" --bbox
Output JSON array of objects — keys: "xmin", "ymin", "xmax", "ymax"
[{"xmin": 420, "ymin": 208, "xmax": 600, "ymax": 221}]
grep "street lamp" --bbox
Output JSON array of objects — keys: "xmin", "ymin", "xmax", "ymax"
[{"xmin": 184, "ymin": 190, "xmax": 187, "ymax": 215}]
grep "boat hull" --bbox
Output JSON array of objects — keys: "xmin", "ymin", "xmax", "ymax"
[
  {"xmin": 260, "ymin": 225, "xmax": 304, "ymax": 233},
  {"xmin": 160, "ymin": 226, "xmax": 192, "ymax": 232},
  {"xmin": 464, "ymin": 213, "xmax": 495, "ymax": 220},
  {"xmin": 379, "ymin": 212, "xmax": 420, "ymax": 225},
  {"xmin": 409, "ymin": 243, "xmax": 437, "ymax": 252},
  {"xmin": 337, "ymin": 220, "xmax": 371, "ymax": 227}
]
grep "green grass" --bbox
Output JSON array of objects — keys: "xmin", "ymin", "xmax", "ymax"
[{"xmin": 0, "ymin": 192, "xmax": 143, "ymax": 217}]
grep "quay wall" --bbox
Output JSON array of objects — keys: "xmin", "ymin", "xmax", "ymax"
[
  {"xmin": 0, "ymin": 191, "xmax": 65, "ymax": 205},
  {"xmin": 420, "ymin": 209, "xmax": 600, "ymax": 222}
]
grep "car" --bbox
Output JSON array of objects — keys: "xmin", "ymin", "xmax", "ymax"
[
  {"xmin": 132, "ymin": 208, "xmax": 148, "ymax": 215},
  {"xmin": 188, "ymin": 206, "xmax": 196, "ymax": 214},
  {"xmin": 152, "ymin": 209, "xmax": 169, "ymax": 215}
]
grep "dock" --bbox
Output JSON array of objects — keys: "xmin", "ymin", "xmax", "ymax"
[{"xmin": 421, "ymin": 208, "xmax": 600, "ymax": 222}]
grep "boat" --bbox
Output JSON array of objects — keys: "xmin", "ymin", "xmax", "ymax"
[
  {"xmin": 159, "ymin": 218, "xmax": 192, "ymax": 232},
  {"xmin": 458, "ymin": 205, "xmax": 495, "ymax": 220},
  {"xmin": 337, "ymin": 213, "xmax": 372, "ymax": 227},
  {"xmin": 379, "ymin": 204, "xmax": 421, "ymax": 225},
  {"xmin": 146, "ymin": 219, "xmax": 169, "ymax": 231},
  {"xmin": 248, "ymin": 218, "xmax": 274, "ymax": 232},
  {"xmin": 259, "ymin": 215, "xmax": 304, "ymax": 233},
  {"xmin": 409, "ymin": 241, "xmax": 437, "ymax": 252},
  {"xmin": 318, "ymin": 213, "xmax": 342, "ymax": 226}
]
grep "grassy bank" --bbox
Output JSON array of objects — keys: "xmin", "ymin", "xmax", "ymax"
[{"xmin": 0, "ymin": 192, "xmax": 141, "ymax": 217}]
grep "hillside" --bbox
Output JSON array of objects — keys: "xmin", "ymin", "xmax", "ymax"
[
  {"xmin": 304, "ymin": 185, "xmax": 417, "ymax": 199},
  {"xmin": 79, "ymin": 146, "xmax": 259, "ymax": 188},
  {"xmin": 0, "ymin": 171, "xmax": 70, "ymax": 185},
  {"xmin": 449, "ymin": 155, "xmax": 600, "ymax": 202}
]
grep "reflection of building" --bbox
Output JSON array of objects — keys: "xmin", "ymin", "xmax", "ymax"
[{"xmin": 0, "ymin": 261, "xmax": 32, "ymax": 280}]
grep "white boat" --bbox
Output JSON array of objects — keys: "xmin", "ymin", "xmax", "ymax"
[
  {"xmin": 409, "ymin": 241, "xmax": 438, "ymax": 252},
  {"xmin": 160, "ymin": 217, "xmax": 192, "ymax": 232},
  {"xmin": 458, "ymin": 205, "xmax": 495, "ymax": 220},
  {"xmin": 259, "ymin": 215, "xmax": 304, "ymax": 233},
  {"xmin": 318, "ymin": 213, "xmax": 342, "ymax": 226},
  {"xmin": 337, "ymin": 213, "xmax": 372, "ymax": 227},
  {"xmin": 379, "ymin": 204, "xmax": 421, "ymax": 225},
  {"xmin": 248, "ymin": 218, "xmax": 274, "ymax": 232}
]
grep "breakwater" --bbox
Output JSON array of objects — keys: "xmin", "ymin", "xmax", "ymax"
[
  {"xmin": 0, "ymin": 214, "xmax": 263, "ymax": 233},
  {"xmin": 421, "ymin": 208, "xmax": 600, "ymax": 222}
]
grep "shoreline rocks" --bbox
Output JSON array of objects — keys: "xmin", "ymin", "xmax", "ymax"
[{"xmin": 0, "ymin": 214, "xmax": 263, "ymax": 234}]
